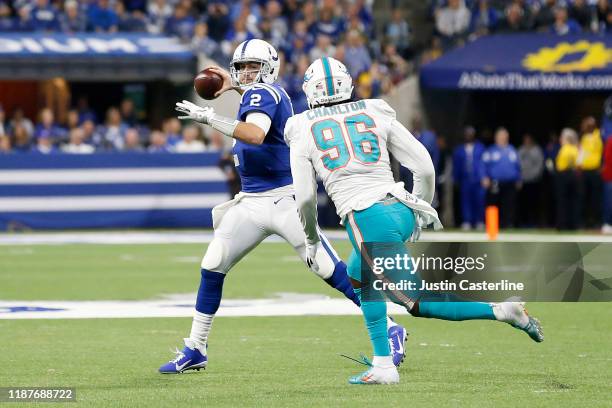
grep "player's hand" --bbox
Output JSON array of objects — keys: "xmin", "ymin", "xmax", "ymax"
[
  {"xmin": 305, "ymin": 241, "xmax": 320, "ymax": 272},
  {"xmin": 175, "ymin": 100, "xmax": 214, "ymax": 124},
  {"xmin": 207, "ymin": 66, "xmax": 235, "ymax": 97},
  {"xmin": 410, "ymin": 213, "xmax": 423, "ymax": 243}
]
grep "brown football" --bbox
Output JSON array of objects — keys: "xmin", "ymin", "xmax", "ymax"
[{"xmin": 194, "ymin": 68, "xmax": 223, "ymax": 100}]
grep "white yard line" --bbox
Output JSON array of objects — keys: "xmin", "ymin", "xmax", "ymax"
[
  {"xmin": 1, "ymin": 230, "xmax": 611, "ymax": 245},
  {"xmin": 0, "ymin": 295, "xmax": 409, "ymax": 320}
]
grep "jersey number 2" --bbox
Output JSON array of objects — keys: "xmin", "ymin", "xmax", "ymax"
[{"xmin": 311, "ymin": 114, "xmax": 380, "ymax": 171}]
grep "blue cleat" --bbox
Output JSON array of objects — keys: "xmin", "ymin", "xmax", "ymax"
[
  {"xmin": 159, "ymin": 339, "xmax": 207, "ymax": 374},
  {"xmin": 388, "ymin": 320, "xmax": 408, "ymax": 367}
]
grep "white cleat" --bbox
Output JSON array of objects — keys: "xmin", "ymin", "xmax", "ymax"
[
  {"xmin": 348, "ymin": 357, "xmax": 400, "ymax": 385},
  {"xmin": 494, "ymin": 302, "xmax": 544, "ymax": 342}
]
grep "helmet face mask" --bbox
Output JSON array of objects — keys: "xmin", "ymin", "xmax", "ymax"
[
  {"xmin": 230, "ymin": 39, "xmax": 280, "ymax": 89},
  {"xmin": 302, "ymin": 57, "xmax": 353, "ymax": 109}
]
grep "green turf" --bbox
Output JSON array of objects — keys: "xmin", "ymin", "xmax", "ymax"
[
  {"xmin": 0, "ymin": 304, "xmax": 611, "ymax": 407},
  {"xmin": 1, "ymin": 242, "xmax": 611, "ymax": 406},
  {"xmin": 0, "ymin": 242, "xmax": 354, "ymax": 300}
]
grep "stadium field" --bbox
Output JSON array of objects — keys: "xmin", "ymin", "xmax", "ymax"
[{"xmin": 1, "ymin": 237, "xmax": 611, "ymax": 407}]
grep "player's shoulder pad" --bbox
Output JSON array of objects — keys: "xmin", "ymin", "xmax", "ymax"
[
  {"xmin": 283, "ymin": 113, "xmax": 308, "ymax": 146},
  {"xmin": 242, "ymin": 83, "xmax": 282, "ymax": 105},
  {"xmin": 368, "ymin": 98, "xmax": 397, "ymax": 121}
]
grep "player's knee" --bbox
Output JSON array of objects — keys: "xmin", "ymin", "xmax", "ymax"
[{"xmin": 201, "ymin": 239, "xmax": 227, "ymax": 273}]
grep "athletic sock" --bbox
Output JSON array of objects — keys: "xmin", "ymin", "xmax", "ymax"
[
  {"xmin": 189, "ymin": 269, "xmax": 225, "ymax": 348},
  {"xmin": 415, "ymin": 300, "xmax": 495, "ymax": 321},
  {"xmin": 324, "ymin": 261, "xmax": 360, "ymax": 307},
  {"xmin": 355, "ymin": 288, "xmax": 391, "ymax": 357}
]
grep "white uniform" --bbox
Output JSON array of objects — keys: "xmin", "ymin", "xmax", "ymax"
[{"xmin": 284, "ymin": 99, "xmax": 442, "ymax": 244}]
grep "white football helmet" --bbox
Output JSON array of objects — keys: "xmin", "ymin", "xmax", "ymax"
[
  {"xmin": 230, "ymin": 39, "xmax": 280, "ymax": 89},
  {"xmin": 302, "ymin": 57, "xmax": 353, "ymax": 109}
]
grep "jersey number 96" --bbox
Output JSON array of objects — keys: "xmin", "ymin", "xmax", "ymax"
[{"xmin": 311, "ymin": 113, "xmax": 381, "ymax": 171}]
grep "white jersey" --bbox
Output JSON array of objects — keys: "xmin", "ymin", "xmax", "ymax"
[{"xmin": 285, "ymin": 98, "xmax": 440, "ymax": 244}]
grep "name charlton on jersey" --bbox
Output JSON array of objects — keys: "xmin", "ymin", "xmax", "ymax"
[{"xmin": 306, "ymin": 100, "xmax": 367, "ymax": 121}]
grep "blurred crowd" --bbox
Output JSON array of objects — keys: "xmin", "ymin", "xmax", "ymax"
[
  {"xmin": 428, "ymin": 0, "xmax": 612, "ymax": 51},
  {"xmin": 0, "ymin": 0, "xmax": 412, "ymax": 112},
  {"xmin": 410, "ymin": 115, "xmax": 612, "ymax": 233},
  {"xmin": 0, "ymin": 101, "xmax": 227, "ymax": 154}
]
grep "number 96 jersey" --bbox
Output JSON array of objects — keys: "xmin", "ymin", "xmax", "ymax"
[{"xmin": 285, "ymin": 99, "xmax": 406, "ymax": 220}]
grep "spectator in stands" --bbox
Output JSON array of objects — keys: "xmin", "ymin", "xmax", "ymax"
[
  {"xmin": 0, "ymin": 2, "xmax": 14, "ymax": 30},
  {"xmin": 163, "ymin": 117, "xmax": 182, "ymax": 146},
  {"xmin": 32, "ymin": 130, "xmax": 58, "ymax": 154},
  {"xmin": 380, "ymin": 43, "xmax": 409, "ymax": 84},
  {"xmin": 148, "ymin": 130, "xmax": 170, "ymax": 153},
  {"xmin": 578, "ymin": 116, "xmax": 603, "ymax": 228},
  {"xmin": 222, "ymin": 14, "xmax": 255, "ymax": 58},
  {"xmin": 497, "ymin": 3, "xmax": 530, "ymax": 33},
  {"xmin": 470, "ymin": 0, "xmax": 498, "ymax": 38},
  {"xmin": 192, "ymin": 22, "xmax": 225, "ymax": 65},
  {"xmin": 100, "ymin": 107, "xmax": 127, "ymax": 150},
  {"xmin": 164, "ymin": 3, "xmax": 195, "ymax": 41},
  {"xmin": 87, "ymin": 0, "xmax": 118, "ymax": 33},
  {"xmin": 344, "ymin": 30, "xmax": 372, "ymax": 79},
  {"xmin": 421, "ymin": 36, "xmax": 444, "ymax": 65},
  {"xmin": 569, "ymin": 0, "xmax": 594, "ymax": 30},
  {"xmin": 0, "ymin": 134, "xmax": 10, "ymax": 153},
  {"xmin": 555, "ymin": 128, "xmax": 580, "ymax": 230},
  {"xmin": 412, "ymin": 115, "xmax": 440, "ymax": 170},
  {"xmin": 518, "ymin": 133, "xmax": 544, "ymax": 227},
  {"xmin": 35, "ymin": 108, "xmax": 65, "ymax": 144},
  {"xmin": 175, "ymin": 125, "xmax": 206, "ymax": 153},
  {"xmin": 9, "ymin": 108, "xmax": 34, "ymax": 138},
  {"xmin": 147, "ymin": 0, "xmax": 172, "ymax": 34},
  {"xmin": 264, "ymin": 0, "xmax": 288, "ymax": 49},
  {"xmin": 595, "ymin": 0, "xmax": 609, "ymax": 32},
  {"xmin": 60, "ymin": 0, "xmax": 86, "ymax": 33},
  {"xmin": 66, "ymin": 109, "xmax": 79, "ymax": 131},
  {"xmin": 435, "ymin": 0, "xmax": 471, "ymax": 49},
  {"xmin": 31, "ymin": 0, "xmax": 60, "ymax": 31},
  {"xmin": 602, "ymin": 136, "xmax": 612, "ymax": 234},
  {"xmin": 81, "ymin": 119, "xmax": 101, "ymax": 147},
  {"xmin": 119, "ymin": 99, "xmax": 138, "ymax": 127},
  {"xmin": 309, "ymin": 33, "xmax": 336, "ymax": 61},
  {"xmin": 11, "ymin": 124, "xmax": 31, "ymax": 153},
  {"xmin": 62, "ymin": 128, "xmax": 95, "ymax": 154},
  {"xmin": 207, "ymin": 130, "xmax": 226, "ymax": 152},
  {"xmin": 0, "ymin": 105, "xmax": 5, "ymax": 138},
  {"xmin": 534, "ymin": 0, "xmax": 558, "ymax": 30},
  {"xmin": 205, "ymin": 1, "xmax": 230, "ymax": 42},
  {"xmin": 76, "ymin": 97, "xmax": 97, "ymax": 124},
  {"xmin": 453, "ymin": 126, "xmax": 486, "ymax": 230},
  {"xmin": 13, "ymin": 5, "xmax": 35, "ymax": 31},
  {"xmin": 312, "ymin": 1, "xmax": 345, "ymax": 42},
  {"xmin": 385, "ymin": 8, "xmax": 411, "ymax": 58},
  {"xmin": 115, "ymin": 1, "xmax": 148, "ymax": 32},
  {"xmin": 550, "ymin": 6, "xmax": 581, "ymax": 35},
  {"xmin": 122, "ymin": 128, "xmax": 144, "ymax": 152},
  {"xmin": 482, "ymin": 127, "xmax": 521, "ymax": 228}
]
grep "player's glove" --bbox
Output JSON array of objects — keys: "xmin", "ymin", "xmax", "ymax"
[
  {"xmin": 305, "ymin": 240, "xmax": 320, "ymax": 272},
  {"xmin": 175, "ymin": 100, "xmax": 214, "ymax": 124},
  {"xmin": 410, "ymin": 213, "xmax": 425, "ymax": 243}
]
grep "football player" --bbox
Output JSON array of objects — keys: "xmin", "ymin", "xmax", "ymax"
[
  {"xmin": 285, "ymin": 57, "xmax": 544, "ymax": 385},
  {"xmin": 159, "ymin": 40, "xmax": 407, "ymax": 374}
]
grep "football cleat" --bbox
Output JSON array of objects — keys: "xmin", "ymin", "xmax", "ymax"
[
  {"xmin": 496, "ymin": 302, "xmax": 544, "ymax": 343},
  {"xmin": 348, "ymin": 356, "xmax": 400, "ymax": 385},
  {"xmin": 159, "ymin": 339, "xmax": 208, "ymax": 374},
  {"xmin": 387, "ymin": 320, "xmax": 409, "ymax": 367}
]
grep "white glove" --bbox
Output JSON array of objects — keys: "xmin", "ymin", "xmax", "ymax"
[
  {"xmin": 305, "ymin": 241, "xmax": 320, "ymax": 272},
  {"xmin": 175, "ymin": 100, "xmax": 214, "ymax": 124},
  {"xmin": 410, "ymin": 213, "xmax": 425, "ymax": 243}
]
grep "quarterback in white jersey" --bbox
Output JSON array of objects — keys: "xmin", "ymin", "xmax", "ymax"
[{"xmin": 286, "ymin": 57, "xmax": 543, "ymax": 385}]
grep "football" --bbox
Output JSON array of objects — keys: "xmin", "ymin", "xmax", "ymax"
[{"xmin": 194, "ymin": 68, "xmax": 223, "ymax": 100}]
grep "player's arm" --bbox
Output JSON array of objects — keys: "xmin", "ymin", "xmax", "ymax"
[
  {"xmin": 387, "ymin": 119, "xmax": 436, "ymax": 204},
  {"xmin": 175, "ymin": 101, "xmax": 269, "ymax": 145},
  {"xmin": 287, "ymin": 128, "xmax": 320, "ymax": 246}
]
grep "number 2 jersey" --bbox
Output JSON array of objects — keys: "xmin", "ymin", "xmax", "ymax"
[
  {"xmin": 284, "ymin": 99, "xmax": 436, "ymax": 222},
  {"xmin": 234, "ymin": 83, "xmax": 295, "ymax": 193}
]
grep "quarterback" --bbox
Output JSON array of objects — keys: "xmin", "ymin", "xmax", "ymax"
[
  {"xmin": 285, "ymin": 57, "xmax": 544, "ymax": 385},
  {"xmin": 159, "ymin": 40, "xmax": 407, "ymax": 373}
]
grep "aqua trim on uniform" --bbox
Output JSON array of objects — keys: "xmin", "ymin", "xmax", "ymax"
[{"xmin": 321, "ymin": 57, "xmax": 335, "ymax": 96}]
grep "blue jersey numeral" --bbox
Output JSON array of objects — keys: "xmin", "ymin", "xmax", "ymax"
[{"xmin": 311, "ymin": 113, "xmax": 380, "ymax": 171}]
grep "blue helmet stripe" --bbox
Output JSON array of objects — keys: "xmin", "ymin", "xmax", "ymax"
[
  {"xmin": 241, "ymin": 39, "xmax": 252, "ymax": 59},
  {"xmin": 321, "ymin": 57, "xmax": 335, "ymax": 96}
]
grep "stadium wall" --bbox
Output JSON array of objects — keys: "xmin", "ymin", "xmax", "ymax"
[{"xmin": 0, "ymin": 153, "xmax": 229, "ymax": 230}]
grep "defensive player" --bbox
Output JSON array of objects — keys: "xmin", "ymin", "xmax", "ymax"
[
  {"xmin": 285, "ymin": 57, "xmax": 544, "ymax": 385},
  {"xmin": 159, "ymin": 40, "xmax": 407, "ymax": 374}
]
